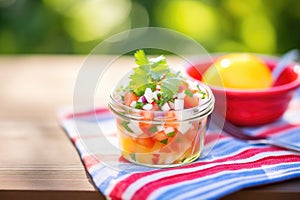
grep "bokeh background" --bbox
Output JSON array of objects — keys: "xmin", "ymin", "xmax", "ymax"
[{"xmin": 1, "ymin": 0, "xmax": 299, "ymax": 54}]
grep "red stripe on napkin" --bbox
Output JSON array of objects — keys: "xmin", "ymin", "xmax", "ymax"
[
  {"xmin": 259, "ymin": 124, "xmax": 298, "ymax": 137},
  {"xmin": 109, "ymin": 146, "xmax": 289, "ymax": 198},
  {"xmin": 132, "ymin": 154, "xmax": 300, "ymax": 200},
  {"xmin": 63, "ymin": 108, "xmax": 110, "ymax": 119}
]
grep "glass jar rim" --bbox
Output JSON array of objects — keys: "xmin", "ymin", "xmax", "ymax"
[{"xmin": 108, "ymin": 83, "xmax": 215, "ymax": 122}]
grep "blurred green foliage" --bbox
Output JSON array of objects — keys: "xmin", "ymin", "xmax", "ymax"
[{"xmin": 0, "ymin": 0, "xmax": 299, "ymax": 54}]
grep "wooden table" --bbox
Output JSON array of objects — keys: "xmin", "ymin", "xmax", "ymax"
[{"xmin": 0, "ymin": 55, "xmax": 299, "ymax": 200}]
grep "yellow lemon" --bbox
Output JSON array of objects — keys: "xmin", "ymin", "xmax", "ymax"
[{"xmin": 203, "ymin": 53, "xmax": 273, "ymax": 89}]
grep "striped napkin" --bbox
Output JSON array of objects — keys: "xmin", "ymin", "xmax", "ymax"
[{"xmin": 59, "ymin": 90, "xmax": 300, "ymax": 200}]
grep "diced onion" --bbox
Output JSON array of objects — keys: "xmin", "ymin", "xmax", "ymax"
[
  {"xmin": 174, "ymin": 99, "xmax": 184, "ymax": 110},
  {"xmin": 127, "ymin": 122, "xmax": 143, "ymax": 136},
  {"xmin": 177, "ymin": 91, "xmax": 185, "ymax": 99},
  {"xmin": 177, "ymin": 122, "xmax": 192, "ymax": 134},
  {"xmin": 168, "ymin": 101, "xmax": 175, "ymax": 109},
  {"xmin": 144, "ymin": 88, "xmax": 157, "ymax": 103},
  {"xmin": 130, "ymin": 101, "xmax": 137, "ymax": 107},
  {"xmin": 161, "ymin": 103, "xmax": 170, "ymax": 111},
  {"xmin": 164, "ymin": 127, "xmax": 175, "ymax": 134},
  {"xmin": 143, "ymin": 103, "xmax": 153, "ymax": 110}
]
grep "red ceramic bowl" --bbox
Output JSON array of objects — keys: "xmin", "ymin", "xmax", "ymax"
[{"xmin": 184, "ymin": 55, "xmax": 300, "ymax": 126}]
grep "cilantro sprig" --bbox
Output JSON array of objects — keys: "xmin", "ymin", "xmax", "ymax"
[{"xmin": 128, "ymin": 50, "xmax": 181, "ymax": 98}]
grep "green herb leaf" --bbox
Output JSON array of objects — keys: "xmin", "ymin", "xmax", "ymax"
[
  {"xmin": 199, "ymin": 91, "xmax": 207, "ymax": 99},
  {"xmin": 161, "ymin": 77, "xmax": 182, "ymax": 99},
  {"xmin": 149, "ymin": 56, "xmax": 170, "ymax": 80},
  {"xmin": 160, "ymin": 138, "xmax": 168, "ymax": 144},
  {"xmin": 150, "ymin": 126, "xmax": 158, "ymax": 133},
  {"xmin": 135, "ymin": 102, "xmax": 144, "ymax": 109},
  {"xmin": 121, "ymin": 121, "xmax": 133, "ymax": 133},
  {"xmin": 166, "ymin": 131, "xmax": 176, "ymax": 137},
  {"xmin": 133, "ymin": 83, "xmax": 156, "ymax": 96},
  {"xmin": 196, "ymin": 85, "xmax": 207, "ymax": 99},
  {"xmin": 134, "ymin": 49, "xmax": 149, "ymax": 65},
  {"xmin": 181, "ymin": 157, "xmax": 187, "ymax": 163},
  {"xmin": 129, "ymin": 66, "xmax": 150, "ymax": 88},
  {"xmin": 185, "ymin": 89, "xmax": 193, "ymax": 97},
  {"xmin": 129, "ymin": 153, "xmax": 136, "ymax": 161},
  {"xmin": 128, "ymin": 50, "xmax": 181, "ymax": 102}
]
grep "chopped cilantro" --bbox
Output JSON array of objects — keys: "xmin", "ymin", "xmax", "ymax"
[
  {"xmin": 199, "ymin": 91, "xmax": 207, "ymax": 99},
  {"xmin": 181, "ymin": 157, "xmax": 187, "ymax": 163},
  {"xmin": 134, "ymin": 49, "xmax": 149, "ymax": 65},
  {"xmin": 135, "ymin": 101, "xmax": 144, "ymax": 109},
  {"xmin": 124, "ymin": 50, "xmax": 207, "ymax": 111},
  {"xmin": 149, "ymin": 126, "xmax": 158, "ymax": 133},
  {"xmin": 158, "ymin": 100, "xmax": 165, "ymax": 107},
  {"xmin": 160, "ymin": 76, "xmax": 182, "ymax": 99},
  {"xmin": 116, "ymin": 85, "xmax": 125, "ymax": 93},
  {"xmin": 135, "ymin": 83, "xmax": 156, "ymax": 96},
  {"xmin": 128, "ymin": 50, "xmax": 181, "ymax": 99},
  {"xmin": 149, "ymin": 59, "xmax": 169, "ymax": 80},
  {"xmin": 129, "ymin": 66, "xmax": 152, "ymax": 96},
  {"xmin": 157, "ymin": 93, "xmax": 171, "ymax": 107},
  {"xmin": 166, "ymin": 131, "xmax": 176, "ymax": 137},
  {"xmin": 129, "ymin": 153, "xmax": 136, "ymax": 161},
  {"xmin": 121, "ymin": 121, "xmax": 133, "ymax": 133},
  {"xmin": 196, "ymin": 85, "xmax": 207, "ymax": 99},
  {"xmin": 184, "ymin": 89, "xmax": 193, "ymax": 97},
  {"xmin": 160, "ymin": 138, "xmax": 168, "ymax": 144}
]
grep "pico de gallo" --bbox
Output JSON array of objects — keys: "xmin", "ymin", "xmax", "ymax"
[{"xmin": 111, "ymin": 50, "xmax": 212, "ymax": 166}]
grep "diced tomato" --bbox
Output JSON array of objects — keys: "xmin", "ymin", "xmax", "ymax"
[
  {"xmin": 151, "ymin": 142, "xmax": 165, "ymax": 151},
  {"xmin": 169, "ymin": 133, "xmax": 192, "ymax": 153},
  {"xmin": 159, "ymin": 146, "xmax": 172, "ymax": 153},
  {"xmin": 151, "ymin": 153, "xmax": 160, "ymax": 164},
  {"xmin": 153, "ymin": 153, "xmax": 160, "ymax": 158},
  {"xmin": 139, "ymin": 110, "xmax": 155, "ymax": 134},
  {"xmin": 135, "ymin": 137, "xmax": 155, "ymax": 148},
  {"xmin": 170, "ymin": 138, "xmax": 180, "ymax": 152},
  {"xmin": 139, "ymin": 121, "xmax": 153, "ymax": 135},
  {"xmin": 185, "ymin": 128, "xmax": 197, "ymax": 141},
  {"xmin": 165, "ymin": 111, "xmax": 176, "ymax": 120},
  {"xmin": 164, "ymin": 111, "xmax": 179, "ymax": 128},
  {"xmin": 184, "ymin": 94, "xmax": 199, "ymax": 109},
  {"xmin": 165, "ymin": 122, "xmax": 180, "ymax": 130},
  {"xmin": 141, "ymin": 110, "xmax": 154, "ymax": 120},
  {"xmin": 151, "ymin": 102, "xmax": 160, "ymax": 111},
  {"xmin": 152, "ymin": 131, "xmax": 168, "ymax": 142},
  {"xmin": 124, "ymin": 92, "xmax": 138, "ymax": 106},
  {"xmin": 152, "ymin": 156, "xmax": 159, "ymax": 164},
  {"xmin": 159, "ymin": 135, "xmax": 182, "ymax": 153},
  {"xmin": 178, "ymin": 81, "xmax": 189, "ymax": 92}
]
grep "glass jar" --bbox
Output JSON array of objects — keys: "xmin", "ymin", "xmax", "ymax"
[{"xmin": 108, "ymin": 82, "xmax": 214, "ymax": 168}]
